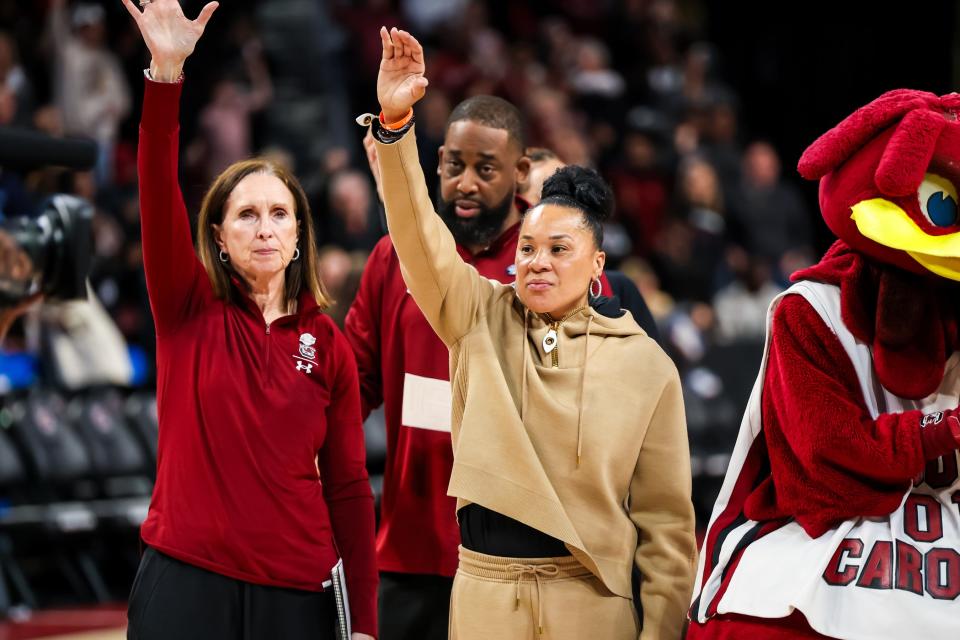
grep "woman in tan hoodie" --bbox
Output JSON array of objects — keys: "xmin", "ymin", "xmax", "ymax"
[{"xmin": 369, "ymin": 27, "xmax": 697, "ymax": 640}]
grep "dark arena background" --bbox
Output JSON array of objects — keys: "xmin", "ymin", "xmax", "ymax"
[{"xmin": 0, "ymin": 0, "xmax": 955, "ymax": 637}]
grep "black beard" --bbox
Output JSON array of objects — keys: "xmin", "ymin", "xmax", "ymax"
[{"xmin": 436, "ymin": 185, "xmax": 514, "ymax": 248}]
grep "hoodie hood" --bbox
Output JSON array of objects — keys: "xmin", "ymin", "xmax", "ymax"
[{"xmin": 515, "ymin": 295, "xmax": 647, "ymax": 467}]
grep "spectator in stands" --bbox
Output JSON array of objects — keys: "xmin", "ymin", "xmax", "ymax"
[
  {"xmin": 372, "ymin": 27, "xmax": 695, "ymax": 639},
  {"xmin": 525, "ymin": 86, "xmax": 593, "ymax": 166},
  {"xmin": 322, "ymin": 169, "xmax": 382, "ymax": 253},
  {"xmin": 608, "ymin": 107, "xmax": 672, "ymax": 257},
  {"xmin": 191, "ymin": 38, "xmax": 273, "ymax": 184},
  {"xmin": 701, "ymin": 95, "xmax": 742, "ymax": 199},
  {"xmin": 317, "ymin": 245, "xmax": 367, "ymax": 328},
  {"xmin": 713, "ymin": 251, "xmax": 783, "ymax": 342},
  {"xmin": 518, "ymin": 147, "xmax": 564, "ymax": 205},
  {"xmin": 48, "ymin": 0, "xmax": 131, "ymax": 185},
  {"xmin": 571, "ymin": 38, "xmax": 626, "ymax": 102},
  {"xmin": 653, "ymin": 155, "xmax": 728, "ymax": 302},
  {"xmin": 0, "ymin": 31, "xmax": 34, "ymax": 128},
  {"xmin": 122, "ymin": 2, "xmax": 376, "ymax": 638},
  {"xmin": 620, "ymin": 256, "xmax": 675, "ymax": 324},
  {"xmin": 662, "ymin": 300, "xmax": 715, "ymax": 372},
  {"xmin": 728, "ymin": 141, "xmax": 813, "ymax": 267}
]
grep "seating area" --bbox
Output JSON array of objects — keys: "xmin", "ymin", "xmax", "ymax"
[
  {"xmin": 0, "ymin": 387, "xmax": 396, "ymax": 617},
  {"xmin": 0, "ymin": 388, "xmax": 155, "ymax": 615}
]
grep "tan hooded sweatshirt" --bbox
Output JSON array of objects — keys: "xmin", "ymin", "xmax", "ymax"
[{"xmin": 377, "ymin": 128, "xmax": 696, "ymax": 640}]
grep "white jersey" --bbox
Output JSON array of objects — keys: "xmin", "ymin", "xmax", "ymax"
[{"xmin": 690, "ymin": 281, "xmax": 960, "ymax": 640}]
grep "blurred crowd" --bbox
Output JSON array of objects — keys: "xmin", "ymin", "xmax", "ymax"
[{"xmin": 0, "ymin": 0, "xmax": 819, "ymax": 391}]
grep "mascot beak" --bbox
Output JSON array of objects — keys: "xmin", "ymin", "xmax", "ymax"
[{"xmin": 851, "ymin": 198, "xmax": 960, "ymax": 280}]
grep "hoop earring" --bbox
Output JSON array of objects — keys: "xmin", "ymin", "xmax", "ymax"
[
  {"xmin": 589, "ymin": 277, "xmax": 602, "ymax": 299},
  {"xmin": 218, "ymin": 250, "xmax": 229, "ymax": 263},
  {"xmin": 292, "ymin": 248, "xmax": 300, "ymax": 261}
]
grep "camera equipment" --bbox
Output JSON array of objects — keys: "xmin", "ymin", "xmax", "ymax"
[
  {"xmin": 0, "ymin": 128, "xmax": 98, "ymax": 308},
  {"xmin": 0, "ymin": 127, "xmax": 98, "ymax": 171},
  {"xmin": 0, "ymin": 195, "xmax": 94, "ymax": 308}
]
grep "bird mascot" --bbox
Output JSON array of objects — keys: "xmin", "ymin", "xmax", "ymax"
[{"xmin": 687, "ymin": 90, "xmax": 960, "ymax": 639}]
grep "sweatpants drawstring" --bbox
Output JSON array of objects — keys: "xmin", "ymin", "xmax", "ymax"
[{"xmin": 507, "ymin": 562, "xmax": 560, "ymax": 635}]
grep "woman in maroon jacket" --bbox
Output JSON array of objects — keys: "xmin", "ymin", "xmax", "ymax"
[{"xmin": 121, "ymin": 1, "xmax": 377, "ymax": 638}]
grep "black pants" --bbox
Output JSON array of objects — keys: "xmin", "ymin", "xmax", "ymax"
[
  {"xmin": 378, "ymin": 571, "xmax": 452, "ymax": 640},
  {"xmin": 127, "ymin": 547, "xmax": 336, "ymax": 640}
]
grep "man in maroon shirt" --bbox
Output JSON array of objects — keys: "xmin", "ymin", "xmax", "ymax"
[{"xmin": 347, "ymin": 95, "xmax": 531, "ymax": 639}]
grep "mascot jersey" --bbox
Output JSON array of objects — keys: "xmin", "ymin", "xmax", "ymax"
[{"xmin": 689, "ymin": 90, "xmax": 960, "ymax": 639}]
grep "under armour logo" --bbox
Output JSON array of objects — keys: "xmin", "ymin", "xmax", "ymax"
[{"xmin": 296, "ymin": 360, "xmax": 313, "ymax": 374}]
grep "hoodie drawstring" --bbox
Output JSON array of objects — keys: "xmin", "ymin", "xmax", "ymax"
[
  {"xmin": 522, "ymin": 304, "xmax": 591, "ymax": 467},
  {"xmin": 576, "ymin": 313, "xmax": 592, "ymax": 468},
  {"xmin": 521, "ymin": 308, "xmax": 529, "ymax": 421}
]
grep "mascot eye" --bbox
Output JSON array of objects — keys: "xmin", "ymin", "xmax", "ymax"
[{"xmin": 918, "ymin": 173, "xmax": 959, "ymax": 227}]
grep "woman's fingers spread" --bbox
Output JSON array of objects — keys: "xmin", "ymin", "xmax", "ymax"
[
  {"xmin": 195, "ymin": 1, "xmax": 219, "ymax": 28},
  {"xmin": 120, "ymin": 0, "xmax": 142, "ymax": 22}
]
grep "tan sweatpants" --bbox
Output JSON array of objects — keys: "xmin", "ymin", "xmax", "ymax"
[{"xmin": 449, "ymin": 546, "xmax": 639, "ymax": 640}]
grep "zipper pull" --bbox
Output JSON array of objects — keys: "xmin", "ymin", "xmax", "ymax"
[
  {"xmin": 546, "ymin": 322, "xmax": 561, "ymax": 368},
  {"xmin": 542, "ymin": 327, "xmax": 558, "ymax": 354},
  {"xmin": 265, "ymin": 323, "xmax": 271, "ymax": 335}
]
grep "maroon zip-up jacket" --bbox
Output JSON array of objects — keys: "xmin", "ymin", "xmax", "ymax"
[{"xmin": 137, "ymin": 78, "xmax": 377, "ymax": 634}]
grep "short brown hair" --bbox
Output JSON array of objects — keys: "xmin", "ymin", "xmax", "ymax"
[{"xmin": 196, "ymin": 158, "xmax": 330, "ymax": 310}]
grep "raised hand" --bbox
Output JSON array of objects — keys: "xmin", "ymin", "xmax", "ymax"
[
  {"xmin": 377, "ymin": 27, "xmax": 428, "ymax": 123},
  {"xmin": 121, "ymin": 0, "xmax": 219, "ymax": 82}
]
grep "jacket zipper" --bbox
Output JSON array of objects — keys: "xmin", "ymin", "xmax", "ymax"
[
  {"xmin": 549, "ymin": 320, "xmax": 560, "ymax": 368},
  {"xmin": 264, "ymin": 322, "xmax": 272, "ymax": 379},
  {"xmin": 545, "ymin": 305, "xmax": 586, "ymax": 368}
]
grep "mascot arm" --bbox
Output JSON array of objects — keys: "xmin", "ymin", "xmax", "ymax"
[{"xmin": 744, "ymin": 294, "xmax": 960, "ymax": 537}]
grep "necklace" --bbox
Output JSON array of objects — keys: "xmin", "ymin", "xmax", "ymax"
[{"xmin": 541, "ymin": 305, "xmax": 586, "ymax": 368}]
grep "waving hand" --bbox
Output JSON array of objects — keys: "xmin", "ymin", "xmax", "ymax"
[
  {"xmin": 121, "ymin": 0, "xmax": 219, "ymax": 82},
  {"xmin": 377, "ymin": 27, "xmax": 428, "ymax": 123}
]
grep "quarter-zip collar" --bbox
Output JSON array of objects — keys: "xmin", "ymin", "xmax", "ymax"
[{"xmin": 229, "ymin": 274, "xmax": 323, "ymax": 330}]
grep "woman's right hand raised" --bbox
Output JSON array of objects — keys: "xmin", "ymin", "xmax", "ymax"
[
  {"xmin": 121, "ymin": 0, "xmax": 219, "ymax": 82},
  {"xmin": 377, "ymin": 27, "xmax": 428, "ymax": 124}
]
